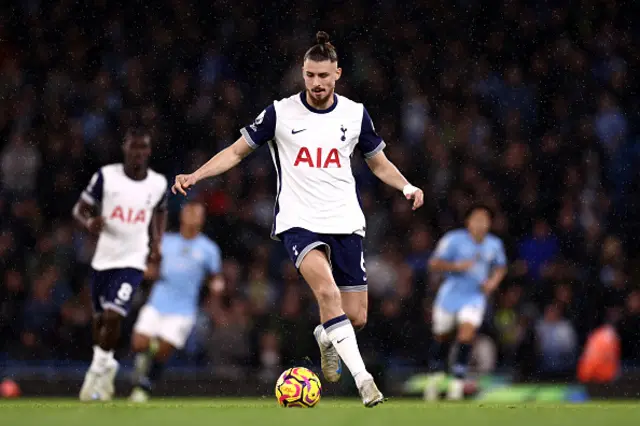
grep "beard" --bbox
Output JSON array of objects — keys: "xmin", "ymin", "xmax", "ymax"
[{"xmin": 307, "ymin": 87, "xmax": 334, "ymax": 106}]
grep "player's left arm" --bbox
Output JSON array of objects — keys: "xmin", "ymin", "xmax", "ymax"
[
  {"xmin": 358, "ymin": 107, "xmax": 423, "ymax": 210},
  {"xmin": 148, "ymin": 190, "xmax": 168, "ymax": 264},
  {"xmin": 482, "ymin": 239, "xmax": 508, "ymax": 295},
  {"xmin": 206, "ymin": 240, "xmax": 225, "ymax": 295},
  {"xmin": 366, "ymin": 151, "xmax": 424, "ymax": 210}
]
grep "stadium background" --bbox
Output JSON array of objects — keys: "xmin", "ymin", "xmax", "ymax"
[{"xmin": 0, "ymin": 0, "xmax": 639, "ymax": 398}]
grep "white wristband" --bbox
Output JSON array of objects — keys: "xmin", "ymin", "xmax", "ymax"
[{"xmin": 402, "ymin": 184, "xmax": 419, "ymax": 196}]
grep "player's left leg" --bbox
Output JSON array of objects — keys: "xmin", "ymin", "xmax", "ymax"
[
  {"xmin": 129, "ymin": 304, "xmax": 161, "ymax": 401},
  {"xmin": 424, "ymin": 305, "xmax": 456, "ymax": 401},
  {"xmin": 340, "ymin": 291, "xmax": 367, "ymax": 331},
  {"xmin": 131, "ymin": 339, "xmax": 176, "ymax": 402},
  {"xmin": 131, "ymin": 312, "xmax": 194, "ymax": 402},
  {"xmin": 447, "ymin": 304, "xmax": 485, "ymax": 400}
]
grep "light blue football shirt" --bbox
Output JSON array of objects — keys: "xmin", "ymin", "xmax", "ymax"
[
  {"xmin": 148, "ymin": 232, "xmax": 221, "ymax": 316},
  {"xmin": 431, "ymin": 229, "xmax": 507, "ymax": 312}
]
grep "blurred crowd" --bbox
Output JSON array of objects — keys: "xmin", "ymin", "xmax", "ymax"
[{"xmin": 1, "ymin": 0, "xmax": 639, "ymax": 381}]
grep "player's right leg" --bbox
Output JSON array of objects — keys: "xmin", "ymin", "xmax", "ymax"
[
  {"xmin": 424, "ymin": 305, "xmax": 456, "ymax": 402},
  {"xmin": 280, "ymin": 229, "xmax": 343, "ymax": 383},
  {"xmin": 79, "ymin": 312, "xmax": 105, "ymax": 401},
  {"xmin": 299, "ymin": 250, "xmax": 382, "ymax": 406}
]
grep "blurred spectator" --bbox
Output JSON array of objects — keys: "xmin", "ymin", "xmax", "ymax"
[{"xmin": 536, "ymin": 304, "xmax": 578, "ymax": 375}]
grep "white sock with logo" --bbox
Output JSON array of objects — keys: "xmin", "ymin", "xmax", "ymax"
[
  {"xmin": 89, "ymin": 345, "xmax": 114, "ymax": 375},
  {"xmin": 323, "ymin": 315, "xmax": 371, "ymax": 388}
]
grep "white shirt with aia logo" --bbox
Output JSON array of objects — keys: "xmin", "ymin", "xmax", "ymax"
[
  {"xmin": 240, "ymin": 92, "xmax": 385, "ymax": 238},
  {"xmin": 81, "ymin": 163, "xmax": 168, "ymax": 271}
]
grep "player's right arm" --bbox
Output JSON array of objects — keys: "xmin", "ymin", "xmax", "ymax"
[
  {"xmin": 72, "ymin": 170, "xmax": 105, "ymax": 235},
  {"xmin": 428, "ymin": 233, "xmax": 474, "ymax": 273},
  {"xmin": 173, "ymin": 104, "xmax": 276, "ymax": 196},
  {"xmin": 172, "ymin": 137, "xmax": 252, "ymax": 195}
]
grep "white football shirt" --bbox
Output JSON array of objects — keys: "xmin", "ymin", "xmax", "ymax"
[
  {"xmin": 81, "ymin": 163, "xmax": 168, "ymax": 271},
  {"xmin": 240, "ymin": 92, "xmax": 385, "ymax": 237}
]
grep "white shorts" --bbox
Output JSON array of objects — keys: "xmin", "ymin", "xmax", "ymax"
[
  {"xmin": 133, "ymin": 305, "xmax": 195, "ymax": 349},
  {"xmin": 432, "ymin": 304, "xmax": 485, "ymax": 335}
]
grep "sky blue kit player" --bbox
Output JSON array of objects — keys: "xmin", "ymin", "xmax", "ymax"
[
  {"xmin": 426, "ymin": 204, "xmax": 507, "ymax": 401},
  {"xmin": 130, "ymin": 201, "xmax": 222, "ymax": 402}
]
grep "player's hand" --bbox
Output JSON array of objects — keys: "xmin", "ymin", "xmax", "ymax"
[
  {"xmin": 144, "ymin": 262, "xmax": 160, "ymax": 281},
  {"xmin": 172, "ymin": 173, "xmax": 197, "ymax": 196},
  {"xmin": 454, "ymin": 260, "xmax": 475, "ymax": 272},
  {"xmin": 403, "ymin": 185, "xmax": 424, "ymax": 210},
  {"xmin": 86, "ymin": 217, "xmax": 105, "ymax": 235}
]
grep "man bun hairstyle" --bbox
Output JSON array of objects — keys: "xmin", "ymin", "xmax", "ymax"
[{"xmin": 304, "ymin": 31, "xmax": 338, "ymax": 63}]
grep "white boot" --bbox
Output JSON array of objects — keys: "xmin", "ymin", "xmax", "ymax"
[
  {"xmin": 447, "ymin": 377, "xmax": 464, "ymax": 401},
  {"xmin": 79, "ymin": 370, "xmax": 102, "ymax": 402},
  {"xmin": 423, "ymin": 372, "xmax": 446, "ymax": 402}
]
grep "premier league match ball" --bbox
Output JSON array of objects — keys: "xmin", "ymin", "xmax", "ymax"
[{"xmin": 275, "ymin": 367, "xmax": 322, "ymax": 408}]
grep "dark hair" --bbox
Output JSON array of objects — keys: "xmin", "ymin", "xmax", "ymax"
[
  {"xmin": 124, "ymin": 126, "xmax": 150, "ymax": 143},
  {"xmin": 464, "ymin": 202, "xmax": 494, "ymax": 222},
  {"xmin": 304, "ymin": 31, "xmax": 338, "ymax": 63}
]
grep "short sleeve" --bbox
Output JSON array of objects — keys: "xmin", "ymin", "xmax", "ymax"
[
  {"xmin": 431, "ymin": 233, "xmax": 457, "ymax": 262},
  {"xmin": 494, "ymin": 240, "xmax": 507, "ymax": 267},
  {"xmin": 81, "ymin": 170, "xmax": 104, "ymax": 206},
  {"xmin": 240, "ymin": 104, "xmax": 276, "ymax": 149},
  {"xmin": 155, "ymin": 191, "xmax": 168, "ymax": 211},
  {"xmin": 206, "ymin": 241, "xmax": 222, "ymax": 275},
  {"xmin": 357, "ymin": 107, "xmax": 386, "ymax": 158},
  {"xmin": 155, "ymin": 178, "xmax": 169, "ymax": 211}
]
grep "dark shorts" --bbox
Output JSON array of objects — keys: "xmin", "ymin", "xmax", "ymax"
[
  {"xmin": 90, "ymin": 268, "xmax": 144, "ymax": 316},
  {"xmin": 279, "ymin": 227, "xmax": 367, "ymax": 292}
]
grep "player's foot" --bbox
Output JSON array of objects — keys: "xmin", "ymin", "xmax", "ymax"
[
  {"xmin": 358, "ymin": 377, "xmax": 385, "ymax": 407},
  {"xmin": 79, "ymin": 370, "xmax": 103, "ymax": 401},
  {"xmin": 96, "ymin": 360, "xmax": 119, "ymax": 401},
  {"xmin": 313, "ymin": 325, "xmax": 342, "ymax": 382},
  {"xmin": 447, "ymin": 377, "xmax": 464, "ymax": 401},
  {"xmin": 129, "ymin": 387, "xmax": 150, "ymax": 403},
  {"xmin": 423, "ymin": 372, "xmax": 446, "ymax": 401}
]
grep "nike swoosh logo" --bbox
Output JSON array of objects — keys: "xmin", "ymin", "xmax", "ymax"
[
  {"xmin": 292, "ymin": 129, "xmax": 306, "ymax": 134},
  {"xmin": 336, "ymin": 337, "xmax": 347, "ymax": 344}
]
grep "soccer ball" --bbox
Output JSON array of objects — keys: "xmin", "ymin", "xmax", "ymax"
[{"xmin": 275, "ymin": 367, "xmax": 322, "ymax": 407}]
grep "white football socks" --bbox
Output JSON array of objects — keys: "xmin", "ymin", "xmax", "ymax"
[
  {"xmin": 317, "ymin": 326, "xmax": 332, "ymax": 347},
  {"xmin": 89, "ymin": 345, "xmax": 114, "ymax": 375},
  {"xmin": 323, "ymin": 315, "xmax": 372, "ymax": 388}
]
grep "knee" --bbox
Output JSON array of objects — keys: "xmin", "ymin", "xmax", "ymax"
[
  {"xmin": 131, "ymin": 333, "xmax": 150, "ymax": 353},
  {"xmin": 456, "ymin": 324, "xmax": 477, "ymax": 344},
  {"xmin": 155, "ymin": 340, "xmax": 176, "ymax": 363},
  {"xmin": 315, "ymin": 285, "xmax": 342, "ymax": 308},
  {"xmin": 434, "ymin": 332, "xmax": 453, "ymax": 343},
  {"xmin": 349, "ymin": 310, "xmax": 367, "ymax": 331},
  {"xmin": 101, "ymin": 310, "xmax": 123, "ymax": 332}
]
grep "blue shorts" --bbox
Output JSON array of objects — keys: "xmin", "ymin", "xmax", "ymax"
[
  {"xmin": 90, "ymin": 268, "xmax": 144, "ymax": 316},
  {"xmin": 279, "ymin": 227, "xmax": 367, "ymax": 292}
]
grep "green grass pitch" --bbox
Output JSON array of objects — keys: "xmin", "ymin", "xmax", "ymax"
[{"xmin": 2, "ymin": 398, "xmax": 639, "ymax": 426}]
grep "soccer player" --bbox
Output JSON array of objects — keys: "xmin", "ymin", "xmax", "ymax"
[
  {"xmin": 171, "ymin": 31, "xmax": 424, "ymax": 407},
  {"xmin": 129, "ymin": 200, "xmax": 222, "ymax": 402},
  {"xmin": 425, "ymin": 204, "xmax": 507, "ymax": 400},
  {"xmin": 73, "ymin": 128, "xmax": 168, "ymax": 401}
]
